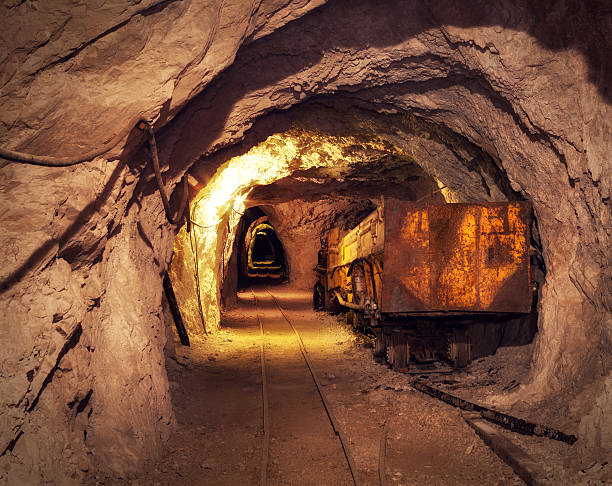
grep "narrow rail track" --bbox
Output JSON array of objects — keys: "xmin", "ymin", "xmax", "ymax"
[
  {"xmin": 255, "ymin": 288, "xmax": 270, "ymax": 486},
  {"xmin": 251, "ymin": 287, "xmax": 364, "ymax": 486}
]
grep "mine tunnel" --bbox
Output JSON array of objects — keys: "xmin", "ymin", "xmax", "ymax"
[
  {"xmin": 0, "ymin": 2, "xmax": 610, "ymax": 485},
  {"xmin": 240, "ymin": 207, "xmax": 288, "ymax": 284}
]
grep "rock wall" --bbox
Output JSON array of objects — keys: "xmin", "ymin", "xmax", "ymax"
[
  {"xmin": 1, "ymin": 2, "xmax": 329, "ymax": 481},
  {"xmin": 265, "ymin": 198, "xmax": 378, "ymax": 290},
  {"xmin": 0, "ymin": 159, "xmax": 176, "ymax": 482},
  {"xmin": 0, "ymin": 0, "xmax": 610, "ymax": 481}
]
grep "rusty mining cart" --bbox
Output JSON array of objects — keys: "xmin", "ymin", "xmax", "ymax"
[{"xmin": 314, "ymin": 198, "xmax": 536, "ymax": 369}]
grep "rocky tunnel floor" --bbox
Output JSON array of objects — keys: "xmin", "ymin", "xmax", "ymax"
[{"xmin": 111, "ymin": 285, "xmax": 586, "ymax": 486}]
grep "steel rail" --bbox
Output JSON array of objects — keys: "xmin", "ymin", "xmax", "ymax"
[
  {"xmin": 378, "ymin": 419, "xmax": 389, "ymax": 486},
  {"xmin": 263, "ymin": 288, "xmax": 362, "ymax": 486},
  {"xmin": 251, "ymin": 289, "xmax": 270, "ymax": 486},
  {"xmin": 412, "ymin": 380, "xmax": 577, "ymax": 445}
]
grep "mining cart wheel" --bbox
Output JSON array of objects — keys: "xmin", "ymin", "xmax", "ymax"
[
  {"xmin": 373, "ymin": 329, "xmax": 386, "ymax": 359},
  {"xmin": 449, "ymin": 330, "xmax": 471, "ymax": 368}
]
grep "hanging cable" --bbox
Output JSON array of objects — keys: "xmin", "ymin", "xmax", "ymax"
[
  {"xmin": 146, "ymin": 123, "xmax": 173, "ymax": 222},
  {"xmin": 0, "ymin": 115, "xmax": 149, "ymax": 167},
  {"xmin": 0, "ymin": 116, "xmax": 193, "ymax": 230},
  {"xmin": 221, "ymin": 218, "xmax": 230, "ymax": 297},
  {"xmin": 183, "ymin": 175, "xmax": 191, "ymax": 233},
  {"xmin": 188, "ymin": 204, "xmax": 207, "ymax": 334},
  {"xmin": 144, "ymin": 123, "xmax": 191, "ymax": 226},
  {"xmin": 189, "ymin": 218, "xmax": 222, "ymax": 229}
]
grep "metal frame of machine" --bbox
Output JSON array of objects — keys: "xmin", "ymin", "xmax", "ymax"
[{"xmin": 314, "ymin": 198, "xmax": 535, "ymax": 369}]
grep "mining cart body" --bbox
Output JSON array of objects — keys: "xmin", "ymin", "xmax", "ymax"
[{"xmin": 314, "ymin": 198, "xmax": 534, "ymax": 369}]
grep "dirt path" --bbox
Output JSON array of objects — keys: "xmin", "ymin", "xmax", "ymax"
[
  {"xmin": 267, "ymin": 286, "xmax": 523, "ymax": 486},
  {"xmin": 252, "ymin": 289, "xmax": 353, "ymax": 485},
  {"xmin": 125, "ymin": 284, "xmax": 523, "ymax": 486}
]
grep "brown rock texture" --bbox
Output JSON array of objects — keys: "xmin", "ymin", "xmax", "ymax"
[
  {"xmin": 265, "ymin": 198, "xmax": 378, "ymax": 289},
  {"xmin": 0, "ymin": 0, "xmax": 610, "ymax": 482}
]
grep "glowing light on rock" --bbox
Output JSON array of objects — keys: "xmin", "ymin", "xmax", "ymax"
[
  {"xmin": 434, "ymin": 176, "xmax": 456, "ymax": 203},
  {"xmin": 177, "ymin": 130, "xmax": 405, "ymax": 332}
]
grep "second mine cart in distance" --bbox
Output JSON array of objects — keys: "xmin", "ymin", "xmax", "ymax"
[{"xmin": 314, "ymin": 198, "xmax": 536, "ymax": 369}]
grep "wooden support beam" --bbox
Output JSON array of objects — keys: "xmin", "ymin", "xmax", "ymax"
[
  {"xmin": 163, "ymin": 272, "xmax": 190, "ymax": 346},
  {"xmin": 464, "ymin": 415, "xmax": 547, "ymax": 486}
]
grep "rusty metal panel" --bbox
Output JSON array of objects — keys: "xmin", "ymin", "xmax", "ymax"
[
  {"xmin": 339, "ymin": 207, "xmax": 384, "ymax": 266},
  {"xmin": 381, "ymin": 200, "xmax": 531, "ymax": 314},
  {"xmin": 381, "ymin": 200, "xmax": 431, "ymax": 311},
  {"xmin": 429, "ymin": 204, "xmax": 479, "ymax": 310}
]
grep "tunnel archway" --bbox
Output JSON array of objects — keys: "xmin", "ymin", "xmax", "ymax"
[
  {"xmin": 236, "ymin": 207, "xmax": 288, "ymax": 286},
  {"xmin": 0, "ymin": 2, "xmax": 609, "ymax": 483},
  {"xmin": 246, "ymin": 222, "xmax": 287, "ymax": 281},
  {"xmin": 166, "ymin": 104, "xmax": 546, "ymax": 358}
]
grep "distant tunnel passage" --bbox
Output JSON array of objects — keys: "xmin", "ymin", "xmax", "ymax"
[{"xmin": 245, "ymin": 219, "xmax": 287, "ymax": 282}]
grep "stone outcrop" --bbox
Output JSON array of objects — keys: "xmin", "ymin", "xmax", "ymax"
[
  {"xmin": 0, "ymin": 0, "xmax": 609, "ymax": 482},
  {"xmin": 264, "ymin": 197, "xmax": 380, "ymax": 290}
]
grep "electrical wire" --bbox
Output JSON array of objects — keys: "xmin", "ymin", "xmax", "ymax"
[
  {"xmin": 0, "ymin": 116, "xmax": 193, "ymax": 230},
  {"xmin": 144, "ymin": 123, "xmax": 194, "ymax": 227},
  {"xmin": 188, "ymin": 207, "xmax": 207, "ymax": 334},
  {"xmin": 221, "ymin": 218, "xmax": 231, "ymax": 295},
  {"xmin": 189, "ymin": 218, "xmax": 222, "ymax": 229},
  {"xmin": 145, "ymin": 124, "xmax": 188, "ymax": 226},
  {"xmin": 0, "ymin": 115, "xmax": 149, "ymax": 166}
]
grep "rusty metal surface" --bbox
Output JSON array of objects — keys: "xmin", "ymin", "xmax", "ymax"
[
  {"xmin": 381, "ymin": 200, "xmax": 532, "ymax": 314},
  {"xmin": 412, "ymin": 380, "xmax": 577, "ymax": 444}
]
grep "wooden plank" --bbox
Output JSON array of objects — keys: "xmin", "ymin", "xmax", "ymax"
[
  {"xmin": 464, "ymin": 416, "xmax": 547, "ymax": 486},
  {"xmin": 412, "ymin": 380, "xmax": 577, "ymax": 444},
  {"xmin": 163, "ymin": 272, "xmax": 190, "ymax": 346}
]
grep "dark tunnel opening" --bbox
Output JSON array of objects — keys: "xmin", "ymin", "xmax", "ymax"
[
  {"xmin": 248, "ymin": 223, "xmax": 286, "ymax": 278},
  {"xmin": 236, "ymin": 206, "xmax": 288, "ymax": 287}
]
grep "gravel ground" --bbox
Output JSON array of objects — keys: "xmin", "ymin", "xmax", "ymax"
[{"xmin": 119, "ymin": 284, "xmax": 608, "ymax": 485}]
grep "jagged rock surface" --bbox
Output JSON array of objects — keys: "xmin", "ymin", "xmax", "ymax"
[{"xmin": 0, "ymin": 0, "xmax": 610, "ymax": 482}]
